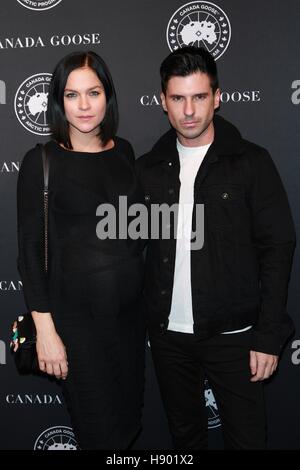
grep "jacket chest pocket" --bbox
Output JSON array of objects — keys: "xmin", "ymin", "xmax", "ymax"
[{"xmin": 201, "ymin": 184, "xmax": 247, "ymax": 231}]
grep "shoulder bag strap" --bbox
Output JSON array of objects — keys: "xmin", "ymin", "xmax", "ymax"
[{"xmin": 38, "ymin": 143, "xmax": 49, "ymax": 274}]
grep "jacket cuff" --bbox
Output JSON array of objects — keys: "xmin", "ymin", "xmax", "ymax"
[{"xmin": 252, "ymin": 316, "xmax": 295, "ymax": 356}]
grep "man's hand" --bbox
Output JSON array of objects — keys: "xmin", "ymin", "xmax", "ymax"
[{"xmin": 250, "ymin": 350, "xmax": 278, "ymax": 382}]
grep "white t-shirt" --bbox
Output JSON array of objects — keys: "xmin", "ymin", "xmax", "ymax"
[{"xmin": 168, "ymin": 139, "xmax": 251, "ymax": 335}]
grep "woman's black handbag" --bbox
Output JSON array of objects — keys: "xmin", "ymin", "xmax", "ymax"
[
  {"xmin": 11, "ymin": 144, "xmax": 50, "ymax": 374},
  {"xmin": 11, "ymin": 314, "xmax": 39, "ymax": 374}
]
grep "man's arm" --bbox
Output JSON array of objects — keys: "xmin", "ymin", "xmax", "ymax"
[{"xmin": 247, "ymin": 146, "xmax": 296, "ymax": 357}]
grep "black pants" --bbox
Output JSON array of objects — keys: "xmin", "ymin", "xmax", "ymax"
[{"xmin": 149, "ymin": 328, "xmax": 266, "ymax": 450}]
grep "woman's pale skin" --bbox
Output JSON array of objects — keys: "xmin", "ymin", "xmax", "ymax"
[{"xmin": 32, "ymin": 66, "xmax": 114, "ymax": 379}]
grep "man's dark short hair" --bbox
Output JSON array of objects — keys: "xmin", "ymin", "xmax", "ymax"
[
  {"xmin": 160, "ymin": 46, "xmax": 219, "ymax": 95},
  {"xmin": 47, "ymin": 50, "xmax": 118, "ymax": 149}
]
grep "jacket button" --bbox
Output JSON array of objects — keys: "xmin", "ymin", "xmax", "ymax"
[
  {"xmin": 160, "ymin": 323, "xmax": 165, "ymax": 329},
  {"xmin": 168, "ymin": 162, "xmax": 172, "ymax": 167},
  {"xmin": 161, "ymin": 290, "xmax": 166, "ymax": 296},
  {"xmin": 163, "ymin": 257, "xmax": 169, "ymax": 263},
  {"xmin": 144, "ymin": 194, "xmax": 150, "ymax": 201},
  {"xmin": 168, "ymin": 188, "xmax": 174, "ymax": 194},
  {"xmin": 222, "ymin": 192, "xmax": 229, "ymax": 199}
]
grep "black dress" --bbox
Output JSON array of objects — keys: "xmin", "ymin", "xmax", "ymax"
[{"xmin": 17, "ymin": 138, "xmax": 145, "ymax": 449}]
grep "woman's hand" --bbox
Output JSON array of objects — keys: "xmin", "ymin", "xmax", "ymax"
[{"xmin": 32, "ymin": 311, "xmax": 68, "ymax": 380}]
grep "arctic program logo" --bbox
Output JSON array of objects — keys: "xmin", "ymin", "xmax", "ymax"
[
  {"xmin": 167, "ymin": 1, "xmax": 231, "ymax": 60},
  {"xmin": 17, "ymin": 0, "xmax": 62, "ymax": 11},
  {"xmin": 14, "ymin": 73, "xmax": 52, "ymax": 135},
  {"xmin": 34, "ymin": 426, "xmax": 79, "ymax": 450}
]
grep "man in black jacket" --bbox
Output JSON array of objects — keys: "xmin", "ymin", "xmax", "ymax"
[{"xmin": 136, "ymin": 47, "xmax": 296, "ymax": 449}]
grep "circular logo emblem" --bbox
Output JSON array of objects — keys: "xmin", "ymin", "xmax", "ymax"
[
  {"xmin": 34, "ymin": 426, "xmax": 79, "ymax": 450},
  {"xmin": 14, "ymin": 73, "xmax": 52, "ymax": 136},
  {"xmin": 205, "ymin": 379, "xmax": 221, "ymax": 428},
  {"xmin": 166, "ymin": 1, "xmax": 231, "ymax": 60},
  {"xmin": 17, "ymin": 0, "xmax": 62, "ymax": 11}
]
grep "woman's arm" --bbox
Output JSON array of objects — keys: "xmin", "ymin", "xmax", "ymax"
[{"xmin": 17, "ymin": 145, "xmax": 68, "ymax": 379}]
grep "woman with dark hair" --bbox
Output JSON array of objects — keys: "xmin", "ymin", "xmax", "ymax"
[{"xmin": 16, "ymin": 50, "xmax": 145, "ymax": 449}]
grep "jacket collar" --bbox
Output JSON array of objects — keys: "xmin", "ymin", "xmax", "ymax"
[{"xmin": 146, "ymin": 115, "xmax": 245, "ymax": 167}]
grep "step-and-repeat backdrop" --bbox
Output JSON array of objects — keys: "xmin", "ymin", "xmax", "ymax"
[{"xmin": 0, "ymin": 0, "xmax": 299, "ymax": 450}]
